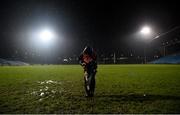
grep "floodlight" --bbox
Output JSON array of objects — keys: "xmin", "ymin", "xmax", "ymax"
[
  {"xmin": 39, "ymin": 29, "xmax": 55, "ymax": 43},
  {"xmin": 140, "ymin": 26, "xmax": 151, "ymax": 35}
]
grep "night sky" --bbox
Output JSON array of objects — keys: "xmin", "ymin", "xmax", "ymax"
[{"xmin": 0, "ymin": 0, "xmax": 180, "ymax": 62}]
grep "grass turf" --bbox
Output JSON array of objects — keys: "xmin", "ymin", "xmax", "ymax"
[{"xmin": 0, "ymin": 64, "xmax": 180, "ymax": 113}]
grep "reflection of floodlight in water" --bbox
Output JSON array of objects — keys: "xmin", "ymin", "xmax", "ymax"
[{"xmin": 39, "ymin": 29, "xmax": 55, "ymax": 43}]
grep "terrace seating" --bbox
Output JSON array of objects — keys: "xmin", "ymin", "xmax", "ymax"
[
  {"xmin": 0, "ymin": 58, "xmax": 29, "ymax": 66},
  {"xmin": 150, "ymin": 55, "xmax": 180, "ymax": 64}
]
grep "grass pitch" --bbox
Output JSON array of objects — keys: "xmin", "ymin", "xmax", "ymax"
[{"xmin": 0, "ymin": 64, "xmax": 180, "ymax": 113}]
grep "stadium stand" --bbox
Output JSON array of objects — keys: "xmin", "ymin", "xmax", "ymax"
[
  {"xmin": 150, "ymin": 54, "xmax": 180, "ymax": 64},
  {"xmin": 0, "ymin": 58, "xmax": 29, "ymax": 66}
]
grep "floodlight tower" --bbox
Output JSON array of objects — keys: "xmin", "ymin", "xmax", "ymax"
[
  {"xmin": 37, "ymin": 29, "xmax": 56, "ymax": 64},
  {"xmin": 140, "ymin": 26, "xmax": 152, "ymax": 64},
  {"xmin": 139, "ymin": 25, "xmax": 180, "ymax": 63}
]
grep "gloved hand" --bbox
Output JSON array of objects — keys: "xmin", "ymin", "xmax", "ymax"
[
  {"xmin": 81, "ymin": 62, "xmax": 86, "ymax": 66},
  {"xmin": 81, "ymin": 62, "xmax": 86, "ymax": 70}
]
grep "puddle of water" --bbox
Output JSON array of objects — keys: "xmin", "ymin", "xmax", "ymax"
[
  {"xmin": 39, "ymin": 98, "xmax": 43, "ymax": 102},
  {"xmin": 37, "ymin": 80, "xmax": 61, "ymax": 85},
  {"xmin": 31, "ymin": 91, "xmax": 37, "ymax": 95},
  {"xmin": 45, "ymin": 86, "xmax": 48, "ymax": 91},
  {"xmin": 30, "ymin": 80, "xmax": 64, "ymax": 102},
  {"xmin": 40, "ymin": 92, "xmax": 44, "ymax": 96},
  {"xmin": 51, "ymin": 90, "xmax": 56, "ymax": 94}
]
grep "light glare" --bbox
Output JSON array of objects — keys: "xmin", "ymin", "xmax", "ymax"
[
  {"xmin": 140, "ymin": 26, "xmax": 151, "ymax": 35},
  {"xmin": 39, "ymin": 30, "xmax": 54, "ymax": 43}
]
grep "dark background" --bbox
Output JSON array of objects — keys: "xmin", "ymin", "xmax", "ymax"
[{"xmin": 0, "ymin": 0, "xmax": 180, "ymax": 63}]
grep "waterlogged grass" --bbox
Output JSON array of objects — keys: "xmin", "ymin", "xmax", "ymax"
[{"xmin": 0, "ymin": 64, "xmax": 180, "ymax": 113}]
